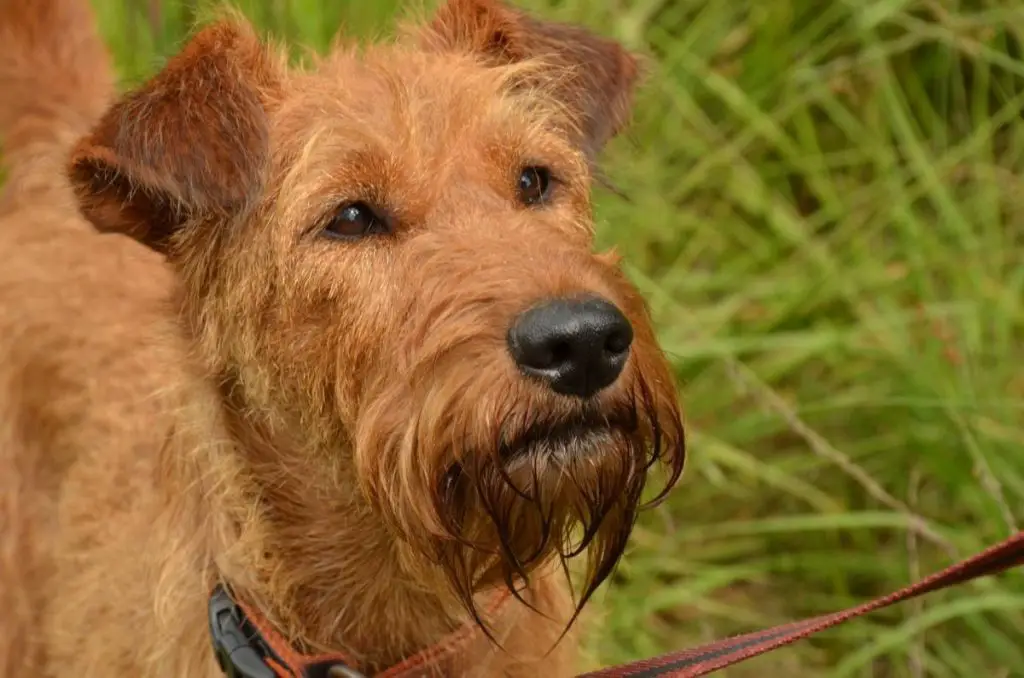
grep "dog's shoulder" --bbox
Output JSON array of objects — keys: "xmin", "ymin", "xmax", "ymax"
[{"xmin": 0, "ymin": 211, "xmax": 181, "ymax": 480}]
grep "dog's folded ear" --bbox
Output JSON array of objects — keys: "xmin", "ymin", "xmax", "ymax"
[
  {"xmin": 67, "ymin": 20, "xmax": 281, "ymax": 254},
  {"xmin": 423, "ymin": 0, "xmax": 642, "ymax": 161}
]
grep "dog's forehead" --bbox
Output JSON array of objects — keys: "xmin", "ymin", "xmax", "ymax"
[{"xmin": 276, "ymin": 46, "xmax": 576, "ymax": 166}]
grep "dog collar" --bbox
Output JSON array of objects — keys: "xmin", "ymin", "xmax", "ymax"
[{"xmin": 208, "ymin": 583, "xmax": 511, "ymax": 678}]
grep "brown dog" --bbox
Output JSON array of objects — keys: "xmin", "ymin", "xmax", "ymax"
[{"xmin": 0, "ymin": 0, "xmax": 685, "ymax": 675}]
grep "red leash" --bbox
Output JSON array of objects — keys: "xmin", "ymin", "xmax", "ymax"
[
  {"xmin": 211, "ymin": 531, "xmax": 1023, "ymax": 677},
  {"xmin": 578, "ymin": 530, "xmax": 1024, "ymax": 677}
]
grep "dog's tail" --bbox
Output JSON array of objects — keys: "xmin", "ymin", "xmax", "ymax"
[{"xmin": 0, "ymin": 0, "xmax": 114, "ymax": 190}]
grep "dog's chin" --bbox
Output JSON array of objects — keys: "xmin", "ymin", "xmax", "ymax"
[
  {"xmin": 440, "ymin": 410, "xmax": 640, "ymax": 495},
  {"xmin": 502, "ymin": 422, "xmax": 623, "ymax": 470},
  {"xmin": 435, "ymin": 411, "xmax": 646, "ymax": 553}
]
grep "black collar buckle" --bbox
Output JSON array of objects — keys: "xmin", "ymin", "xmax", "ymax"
[
  {"xmin": 208, "ymin": 584, "xmax": 280, "ymax": 678},
  {"xmin": 208, "ymin": 584, "xmax": 366, "ymax": 678}
]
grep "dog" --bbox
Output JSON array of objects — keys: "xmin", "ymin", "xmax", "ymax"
[{"xmin": 0, "ymin": 0, "xmax": 686, "ymax": 675}]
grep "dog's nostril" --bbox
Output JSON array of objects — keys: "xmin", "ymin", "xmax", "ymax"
[
  {"xmin": 507, "ymin": 295, "xmax": 633, "ymax": 399},
  {"xmin": 549, "ymin": 340, "xmax": 573, "ymax": 366},
  {"xmin": 604, "ymin": 328, "xmax": 631, "ymax": 356}
]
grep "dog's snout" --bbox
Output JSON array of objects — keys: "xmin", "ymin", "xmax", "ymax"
[{"xmin": 507, "ymin": 295, "xmax": 633, "ymax": 398}]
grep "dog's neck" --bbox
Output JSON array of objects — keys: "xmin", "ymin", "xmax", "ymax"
[{"xmin": 179, "ymin": 377, "xmax": 501, "ymax": 672}]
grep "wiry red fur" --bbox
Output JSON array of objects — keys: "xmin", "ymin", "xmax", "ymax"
[{"xmin": 0, "ymin": 0, "xmax": 686, "ymax": 675}]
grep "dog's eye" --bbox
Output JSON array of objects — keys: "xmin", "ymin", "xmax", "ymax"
[
  {"xmin": 323, "ymin": 202, "xmax": 388, "ymax": 240},
  {"xmin": 516, "ymin": 166, "xmax": 552, "ymax": 206}
]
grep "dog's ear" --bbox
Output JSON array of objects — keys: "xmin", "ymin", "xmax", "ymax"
[
  {"xmin": 68, "ymin": 20, "xmax": 280, "ymax": 254},
  {"xmin": 423, "ymin": 0, "xmax": 641, "ymax": 160}
]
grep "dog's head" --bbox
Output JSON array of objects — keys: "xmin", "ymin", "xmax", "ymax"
[{"xmin": 68, "ymin": 0, "xmax": 684, "ymax": 627}]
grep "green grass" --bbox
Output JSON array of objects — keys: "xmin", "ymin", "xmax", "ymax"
[{"xmin": 90, "ymin": 0, "xmax": 1024, "ymax": 676}]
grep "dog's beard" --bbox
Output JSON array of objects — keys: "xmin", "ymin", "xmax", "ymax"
[
  {"xmin": 434, "ymin": 411, "xmax": 649, "ymax": 626},
  {"xmin": 356, "ymin": 366, "xmax": 685, "ymax": 634}
]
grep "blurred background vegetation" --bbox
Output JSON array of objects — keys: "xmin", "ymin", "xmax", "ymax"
[{"xmin": 90, "ymin": 0, "xmax": 1024, "ymax": 676}]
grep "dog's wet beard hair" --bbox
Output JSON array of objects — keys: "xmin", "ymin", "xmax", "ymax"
[{"xmin": 431, "ymin": 381, "xmax": 684, "ymax": 637}]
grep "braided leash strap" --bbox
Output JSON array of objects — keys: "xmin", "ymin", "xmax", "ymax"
[{"xmin": 578, "ymin": 530, "xmax": 1024, "ymax": 677}]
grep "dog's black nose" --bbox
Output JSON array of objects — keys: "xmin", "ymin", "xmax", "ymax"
[{"xmin": 507, "ymin": 295, "xmax": 633, "ymax": 398}]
